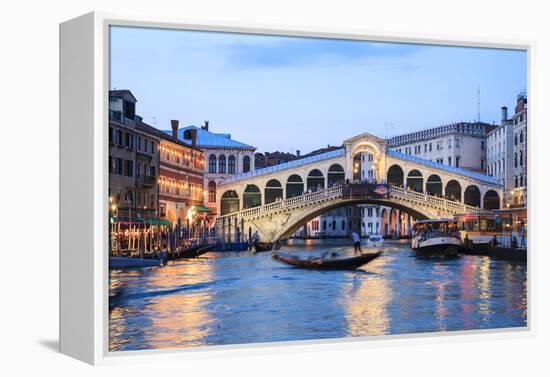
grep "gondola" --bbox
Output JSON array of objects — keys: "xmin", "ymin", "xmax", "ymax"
[
  {"xmin": 272, "ymin": 251, "xmax": 381, "ymax": 270},
  {"xmin": 178, "ymin": 243, "xmax": 215, "ymax": 258},
  {"xmin": 253, "ymin": 242, "xmax": 273, "ymax": 252}
]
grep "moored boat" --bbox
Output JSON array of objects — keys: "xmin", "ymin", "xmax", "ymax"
[
  {"xmin": 272, "ymin": 251, "xmax": 381, "ymax": 270},
  {"xmin": 109, "ymin": 256, "xmax": 163, "ymax": 269},
  {"xmin": 253, "ymin": 242, "xmax": 273, "ymax": 252},
  {"xmin": 411, "ymin": 219, "xmax": 461, "ymax": 257}
]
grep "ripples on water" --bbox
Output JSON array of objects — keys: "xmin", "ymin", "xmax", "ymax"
[{"xmin": 109, "ymin": 240, "xmax": 527, "ymax": 351}]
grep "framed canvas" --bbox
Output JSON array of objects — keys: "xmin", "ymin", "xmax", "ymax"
[{"xmin": 59, "ymin": 12, "xmax": 534, "ymax": 365}]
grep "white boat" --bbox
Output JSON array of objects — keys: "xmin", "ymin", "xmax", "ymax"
[
  {"xmin": 366, "ymin": 234, "xmax": 384, "ymax": 247},
  {"xmin": 411, "ymin": 219, "xmax": 461, "ymax": 257}
]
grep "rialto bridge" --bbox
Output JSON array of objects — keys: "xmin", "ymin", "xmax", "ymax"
[{"xmin": 213, "ymin": 133, "xmax": 503, "ymax": 242}]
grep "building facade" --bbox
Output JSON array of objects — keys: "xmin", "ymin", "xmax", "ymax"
[
  {"xmin": 138, "ymin": 120, "xmax": 205, "ymax": 226},
  {"xmin": 511, "ymin": 93, "xmax": 527, "ymax": 207},
  {"xmin": 388, "ymin": 122, "xmax": 495, "ymax": 172},
  {"xmin": 173, "ymin": 122, "xmax": 256, "ymax": 215},
  {"xmin": 109, "ymin": 90, "xmax": 159, "ymax": 219}
]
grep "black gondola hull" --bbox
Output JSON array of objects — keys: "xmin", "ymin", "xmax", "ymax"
[{"xmin": 272, "ymin": 251, "xmax": 381, "ymax": 270}]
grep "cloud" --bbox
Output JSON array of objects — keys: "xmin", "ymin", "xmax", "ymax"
[{"xmin": 225, "ymin": 37, "xmax": 423, "ymax": 68}]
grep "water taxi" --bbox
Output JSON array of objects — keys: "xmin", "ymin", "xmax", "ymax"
[{"xmin": 411, "ymin": 219, "xmax": 461, "ymax": 257}]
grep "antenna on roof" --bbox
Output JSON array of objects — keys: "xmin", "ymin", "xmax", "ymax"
[{"xmin": 477, "ymin": 85, "xmax": 481, "ymax": 123}]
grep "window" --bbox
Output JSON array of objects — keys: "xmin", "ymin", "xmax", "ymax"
[
  {"xmin": 448, "ymin": 157, "xmax": 452, "ymax": 166},
  {"xmin": 515, "ymin": 176, "xmax": 518, "ymax": 188},
  {"xmin": 137, "ymin": 136, "xmax": 142, "ymax": 151},
  {"xmin": 218, "ymin": 155, "xmax": 226, "ymax": 174},
  {"xmin": 208, "ymin": 181, "xmax": 216, "ymax": 202},
  {"xmin": 115, "ymin": 158, "xmax": 122, "ymax": 174},
  {"xmin": 481, "ymin": 159, "xmax": 485, "ymax": 170},
  {"xmin": 455, "ymin": 156, "xmax": 460, "ymax": 168},
  {"xmin": 109, "ymin": 127, "xmax": 113, "ymax": 144},
  {"xmin": 209, "ymin": 155, "xmax": 217, "ymax": 173},
  {"xmin": 228, "ymin": 155, "xmax": 236, "ymax": 174},
  {"xmin": 514, "ymin": 153, "xmax": 518, "ymax": 168},
  {"xmin": 520, "ymin": 175, "xmax": 524, "ymax": 186},
  {"xmin": 115, "ymin": 129, "xmax": 122, "ymax": 145},
  {"xmin": 137, "ymin": 162, "xmax": 141, "ymax": 177},
  {"xmin": 341, "ymin": 220, "xmax": 346, "ymax": 230},
  {"xmin": 520, "ymin": 131, "xmax": 524, "ymax": 143},
  {"xmin": 243, "ymin": 156, "xmax": 251, "ymax": 173},
  {"xmin": 124, "ymin": 160, "xmax": 133, "ymax": 177},
  {"xmin": 520, "ymin": 151, "xmax": 523, "ymax": 166},
  {"xmin": 481, "ymin": 140, "xmax": 485, "ymax": 150},
  {"xmin": 151, "ymin": 141, "xmax": 155, "ymax": 154},
  {"xmin": 123, "ymin": 101, "xmax": 135, "ymax": 119},
  {"xmin": 429, "ymin": 143, "xmax": 432, "ymax": 152},
  {"xmin": 515, "ymin": 134, "xmax": 518, "ymax": 145}
]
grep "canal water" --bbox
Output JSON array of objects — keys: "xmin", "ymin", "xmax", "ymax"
[{"xmin": 109, "ymin": 239, "xmax": 527, "ymax": 351}]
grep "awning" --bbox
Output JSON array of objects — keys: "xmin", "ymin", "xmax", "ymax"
[
  {"xmin": 192, "ymin": 205, "xmax": 212, "ymax": 213},
  {"xmin": 110, "ymin": 215, "xmax": 172, "ymax": 226}
]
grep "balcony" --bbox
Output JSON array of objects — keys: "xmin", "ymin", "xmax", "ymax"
[{"xmin": 137, "ymin": 175, "xmax": 157, "ymax": 188}]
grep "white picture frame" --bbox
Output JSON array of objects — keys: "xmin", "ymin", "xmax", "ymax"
[{"xmin": 59, "ymin": 11, "xmax": 535, "ymax": 365}]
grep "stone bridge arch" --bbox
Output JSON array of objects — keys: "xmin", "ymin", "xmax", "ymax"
[{"xmin": 269, "ymin": 198, "xmax": 434, "ymax": 241}]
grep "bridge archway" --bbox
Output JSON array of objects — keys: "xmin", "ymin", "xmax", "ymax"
[
  {"xmin": 243, "ymin": 184, "xmax": 261, "ymax": 209},
  {"xmin": 327, "ymin": 164, "xmax": 345, "ymax": 187},
  {"xmin": 274, "ymin": 199, "xmax": 431, "ymax": 241},
  {"xmin": 220, "ymin": 190, "xmax": 239, "ymax": 215},
  {"xmin": 387, "ymin": 164, "xmax": 404, "ymax": 187},
  {"xmin": 406, "ymin": 169, "xmax": 423, "ymax": 192},
  {"xmin": 445, "ymin": 180, "xmax": 462, "ymax": 201},
  {"xmin": 286, "ymin": 174, "xmax": 304, "ymax": 198},
  {"xmin": 307, "ymin": 169, "xmax": 325, "ymax": 192},
  {"xmin": 265, "ymin": 179, "xmax": 283, "ymax": 204},
  {"xmin": 426, "ymin": 174, "xmax": 442, "ymax": 196},
  {"xmin": 483, "ymin": 190, "xmax": 500, "ymax": 210},
  {"xmin": 464, "ymin": 185, "xmax": 481, "ymax": 207}
]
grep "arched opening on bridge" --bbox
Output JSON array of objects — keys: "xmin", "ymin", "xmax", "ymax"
[
  {"xmin": 406, "ymin": 169, "xmax": 423, "ymax": 193},
  {"xmin": 327, "ymin": 164, "xmax": 345, "ymax": 187},
  {"xmin": 390, "ymin": 208, "xmax": 398, "ymax": 237},
  {"xmin": 426, "ymin": 174, "xmax": 442, "ymax": 196},
  {"xmin": 286, "ymin": 174, "xmax": 304, "ymax": 198},
  {"xmin": 264, "ymin": 179, "xmax": 283, "ymax": 204},
  {"xmin": 445, "ymin": 180, "xmax": 462, "ymax": 201},
  {"xmin": 208, "ymin": 181, "xmax": 216, "ymax": 203},
  {"xmin": 307, "ymin": 169, "xmax": 325, "ymax": 192},
  {"xmin": 387, "ymin": 165, "xmax": 404, "ymax": 187},
  {"xmin": 483, "ymin": 190, "xmax": 500, "ymax": 210},
  {"xmin": 464, "ymin": 185, "xmax": 481, "ymax": 207},
  {"xmin": 243, "ymin": 155, "xmax": 251, "ymax": 173},
  {"xmin": 380, "ymin": 208, "xmax": 389, "ymax": 237},
  {"xmin": 243, "ymin": 184, "xmax": 261, "ymax": 209},
  {"xmin": 220, "ymin": 190, "xmax": 239, "ymax": 215}
]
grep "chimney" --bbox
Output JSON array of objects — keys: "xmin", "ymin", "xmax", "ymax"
[
  {"xmin": 189, "ymin": 128, "xmax": 197, "ymax": 147},
  {"xmin": 501, "ymin": 107, "xmax": 508, "ymax": 124},
  {"xmin": 170, "ymin": 120, "xmax": 179, "ymax": 139},
  {"xmin": 202, "ymin": 120, "xmax": 209, "ymax": 131},
  {"xmin": 296, "ymin": 150, "xmax": 301, "ymax": 157}
]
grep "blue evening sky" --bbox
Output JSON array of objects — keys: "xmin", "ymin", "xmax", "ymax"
[{"xmin": 110, "ymin": 26, "xmax": 526, "ymax": 154}]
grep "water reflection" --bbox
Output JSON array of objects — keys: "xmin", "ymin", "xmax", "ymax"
[
  {"xmin": 109, "ymin": 241, "xmax": 527, "ymax": 351},
  {"xmin": 341, "ymin": 252, "xmax": 390, "ymax": 336}
]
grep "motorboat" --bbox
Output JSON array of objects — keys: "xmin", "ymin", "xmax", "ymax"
[
  {"xmin": 366, "ymin": 234, "xmax": 384, "ymax": 247},
  {"xmin": 411, "ymin": 219, "xmax": 461, "ymax": 257}
]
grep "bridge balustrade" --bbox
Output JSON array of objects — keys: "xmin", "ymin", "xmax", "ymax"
[{"xmin": 216, "ymin": 183, "xmax": 484, "ymax": 227}]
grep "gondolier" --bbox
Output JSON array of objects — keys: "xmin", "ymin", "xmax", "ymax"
[{"xmin": 351, "ymin": 231, "xmax": 362, "ymax": 254}]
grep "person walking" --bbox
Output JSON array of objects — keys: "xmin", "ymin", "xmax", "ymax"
[{"xmin": 351, "ymin": 231, "xmax": 362, "ymax": 255}]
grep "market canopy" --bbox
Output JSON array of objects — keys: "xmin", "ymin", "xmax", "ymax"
[{"xmin": 192, "ymin": 205, "xmax": 211, "ymax": 213}]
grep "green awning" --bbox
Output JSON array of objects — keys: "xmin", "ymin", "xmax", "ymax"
[
  {"xmin": 110, "ymin": 215, "xmax": 171, "ymax": 226},
  {"xmin": 192, "ymin": 205, "xmax": 211, "ymax": 213}
]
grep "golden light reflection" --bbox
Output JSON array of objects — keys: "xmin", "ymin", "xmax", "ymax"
[
  {"xmin": 146, "ymin": 261, "xmax": 215, "ymax": 349},
  {"xmin": 340, "ymin": 255, "xmax": 391, "ymax": 336},
  {"xmin": 477, "ymin": 257, "xmax": 491, "ymax": 317}
]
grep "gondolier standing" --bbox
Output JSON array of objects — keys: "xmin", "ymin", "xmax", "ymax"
[{"xmin": 351, "ymin": 231, "xmax": 362, "ymax": 255}]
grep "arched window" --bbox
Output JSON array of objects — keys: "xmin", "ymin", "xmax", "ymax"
[
  {"xmin": 228, "ymin": 155, "xmax": 236, "ymax": 174},
  {"xmin": 515, "ymin": 134, "xmax": 518, "ymax": 145},
  {"xmin": 519, "ymin": 150, "xmax": 523, "ymax": 166},
  {"xmin": 387, "ymin": 165, "xmax": 404, "ymax": 187},
  {"xmin": 520, "ymin": 130, "xmax": 524, "ymax": 143},
  {"xmin": 307, "ymin": 169, "xmax": 324, "ymax": 192},
  {"xmin": 406, "ymin": 169, "xmax": 423, "ymax": 193},
  {"xmin": 208, "ymin": 181, "xmax": 216, "ymax": 202},
  {"xmin": 243, "ymin": 156, "xmax": 251, "ymax": 173},
  {"xmin": 264, "ymin": 179, "xmax": 283, "ymax": 204},
  {"xmin": 445, "ymin": 180, "xmax": 462, "ymax": 201},
  {"xmin": 208, "ymin": 155, "xmax": 217, "ymax": 173},
  {"xmin": 514, "ymin": 153, "xmax": 518, "ymax": 168},
  {"xmin": 327, "ymin": 164, "xmax": 345, "ymax": 187},
  {"xmin": 464, "ymin": 185, "xmax": 481, "ymax": 207},
  {"xmin": 243, "ymin": 184, "xmax": 261, "ymax": 209},
  {"xmin": 218, "ymin": 155, "xmax": 226, "ymax": 174},
  {"xmin": 286, "ymin": 174, "xmax": 304, "ymax": 198}
]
